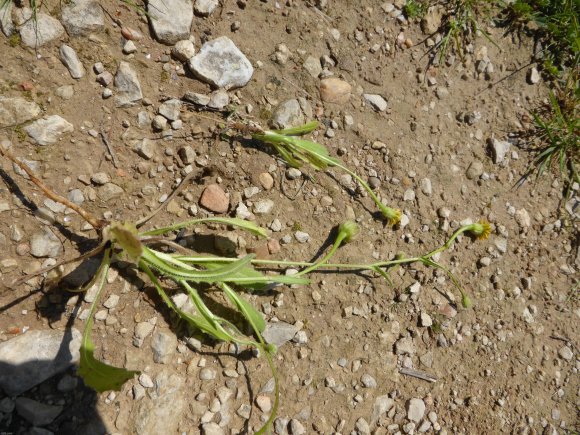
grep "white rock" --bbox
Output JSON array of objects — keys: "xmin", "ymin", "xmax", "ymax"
[
  {"xmin": 59, "ymin": 45, "xmax": 85, "ymax": 79},
  {"xmin": 363, "ymin": 94, "xmax": 388, "ymax": 112},
  {"xmin": 148, "ymin": 0, "xmax": 193, "ymax": 45},
  {"xmin": 489, "ymin": 138, "xmax": 511, "ymax": 164},
  {"xmin": 303, "ymin": 56, "xmax": 322, "ymax": 78},
  {"xmin": 271, "ymin": 99, "xmax": 306, "ymax": 129},
  {"xmin": 158, "ymin": 99, "xmax": 182, "ymax": 121},
  {"xmin": 0, "ymin": 96, "xmax": 41, "ymax": 128},
  {"xmin": 123, "ymin": 40, "xmax": 137, "ymax": 54},
  {"xmin": 24, "ymin": 115, "xmax": 74, "ymax": 146},
  {"xmin": 515, "ymin": 208, "xmax": 531, "ymax": 228},
  {"xmin": 0, "ymin": 0, "xmax": 14, "ymax": 36},
  {"xmin": 527, "ymin": 67, "xmax": 540, "ymax": 84},
  {"xmin": 56, "ymin": 85, "xmax": 74, "ymax": 100},
  {"xmin": 407, "ymin": 398, "xmax": 426, "ymax": 422},
  {"xmin": 61, "ymin": 0, "xmax": 104, "ymax": 36},
  {"xmin": 114, "ymin": 61, "xmax": 143, "ymax": 107},
  {"xmin": 295, "ymin": 231, "xmax": 310, "ymax": 243},
  {"xmin": 189, "ymin": 36, "xmax": 253, "ymax": 89},
  {"xmin": 195, "ymin": 0, "xmax": 219, "ymax": 16},
  {"xmin": 172, "ymin": 39, "xmax": 196, "ymax": 62},
  {"xmin": 17, "ymin": 8, "xmax": 65, "ymax": 48},
  {"xmin": 207, "ymin": 89, "xmax": 230, "ymax": 110}
]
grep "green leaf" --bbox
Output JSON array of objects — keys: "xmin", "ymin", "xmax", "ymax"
[
  {"xmin": 271, "ymin": 121, "xmax": 319, "ymax": 136},
  {"xmin": 221, "ymin": 283, "xmax": 266, "ymax": 333},
  {"xmin": 140, "ymin": 217, "xmax": 268, "ymax": 238},
  {"xmin": 77, "ymin": 250, "xmax": 138, "ymax": 392}
]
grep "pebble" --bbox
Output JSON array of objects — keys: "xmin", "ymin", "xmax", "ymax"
[
  {"xmin": 420, "ymin": 312, "xmax": 433, "ymax": 327},
  {"xmin": 199, "ymin": 184, "xmax": 229, "ymax": 213},
  {"xmin": 61, "ymin": 0, "xmax": 104, "ymax": 36},
  {"xmin": 199, "ymin": 368, "xmax": 216, "ymax": 380},
  {"xmin": 363, "ymin": 94, "xmax": 388, "ymax": 112},
  {"xmin": 319, "ymin": 77, "xmax": 352, "ymax": 104},
  {"xmin": 123, "ymin": 39, "xmax": 137, "ymax": 54},
  {"xmin": 403, "ymin": 188, "xmax": 415, "ymax": 201},
  {"xmin": 515, "ymin": 208, "xmax": 531, "ymax": 228},
  {"xmin": 152, "ymin": 115, "xmax": 168, "ymax": 131},
  {"xmin": 67, "ymin": 188, "xmax": 84, "ymax": 204},
  {"xmin": 189, "ymin": 36, "xmax": 253, "ymax": 89},
  {"xmin": 151, "ymin": 330, "xmax": 177, "ymax": 363},
  {"xmin": 0, "ymin": 1, "xmax": 13, "ymax": 36},
  {"xmin": 56, "ymin": 85, "xmax": 74, "ymax": 100},
  {"xmin": 262, "ymin": 321, "xmax": 300, "ymax": 348},
  {"xmin": 253, "ymin": 199, "xmax": 274, "ymax": 215},
  {"xmin": 259, "ymin": 172, "xmax": 274, "ymax": 190},
  {"xmin": 202, "ymin": 423, "xmax": 224, "ymax": 435},
  {"xmin": 303, "ymin": 56, "xmax": 322, "ymax": 78},
  {"xmin": 133, "ymin": 321, "xmax": 155, "ymax": 347},
  {"xmin": 158, "ymin": 99, "xmax": 182, "ymax": 121},
  {"xmin": 103, "ymin": 294, "xmax": 120, "ymax": 309},
  {"xmin": 286, "ymin": 168, "xmax": 302, "ymax": 180},
  {"xmin": 466, "ymin": 160, "xmax": 484, "ymax": 180},
  {"xmin": 294, "ymin": 231, "xmax": 311, "ymax": 243},
  {"xmin": 24, "ymin": 115, "xmax": 74, "ymax": 146},
  {"xmin": 207, "ymin": 90, "xmax": 230, "ymax": 110},
  {"xmin": 148, "ymin": 0, "xmax": 193, "ymax": 44},
  {"xmin": 558, "ymin": 346, "xmax": 573, "ymax": 361},
  {"xmin": 488, "ymin": 138, "xmax": 511, "ymax": 164},
  {"xmin": 114, "ymin": 61, "xmax": 143, "ymax": 107},
  {"xmin": 371, "ymin": 395, "xmax": 395, "ymax": 426},
  {"xmin": 56, "ymin": 374, "xmax": 78, "ymax": 392},
  {"xmin": 30, "ymin": 229, "xmax": 62, "ymax": 258},
  {"xmin": 395, "ymin": 337, "xmax": 415, "ymax": 355},
  {"xmin": 91, "ymin": 172, "xmax": 110, "ymax": 185},
  {"xmin": 195, "ymin": 0, "xmax": 219, "ymax": 16},
  {"xmin": 139, "ymin": 373, "xmax": 154, "ymax": 388},
  {"xmin": 172, "ymin": 39, "xmax": 196, "ymax": 62},
  {"xmin": 0, "ymin": 329, "xmax": 81, "ymax": 395},
  {"xmin": 0, "ymin": 96, "xmax": 41, "ymax": 128},
  {"xmin": 59, "ymin": 45, "xmax": 85, "ymax": 79},
  {"xmin": 420, "ymin": 178, "xmax": 432, "ymax": 195},
  {"xmin": 97, "ymin": 71, "xmax": 114, "ymax": 87},
  {"xmin": 15, "ymin": 398, "xmax": 63, "ymax": 426},
  {"xmin": 407, "ymin": 398, "xmax": 426, "ymax": 422},
  {"xmin": 237, "ymin": 404, "xmax": 251, "ymax": 419},
  {"xmin": 527, "ymin": 67, "xmax": 540, "ymax": 84},
  {"xmin": 255, "ymin": 395, "xmax": 272, "ymax": 413},
  {"xmin": 289, "ymin": 419, "xmax": 306, "ymax": 435},
  {"xmin": 17, "ymin": 8, "xmax": 65, "ymax": 48},
  {"xmin": 361, "ymin": 374, "xmax": 377, "ymax": 388},
  {"xmin": 271, "ymin": 99, "xmax": 307, "ymax": 130}
]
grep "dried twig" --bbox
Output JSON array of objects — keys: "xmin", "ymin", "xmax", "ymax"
[
  {"xmin": 99, "ymin": 127, "xmax": 120, "ymax": 169},
  {"xmin": 398, "ymin": 367, "xmax": 437, "ymax": 383}
]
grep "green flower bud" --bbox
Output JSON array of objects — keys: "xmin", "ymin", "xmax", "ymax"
[{"xmin": 338, "ymin": 220, "xmax": 360, "ymax": 243}]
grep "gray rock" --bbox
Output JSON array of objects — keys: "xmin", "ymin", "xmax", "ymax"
[
  {"xmin": 0, "ymin": 96, "xmax": 41, "ymax": 128},
  {"xmin": 189, "ymin": 36, "xmax": 253, "ymax": 89},
  {"xmin": 61, "ymin": 0, "xmax": 104, "ymax": 36},
  {"xmin": 152, "ymin": 115, "xmax": 167, "ymax": 131},
  {"xmin": 271, "ymin": 99, "xmax": 305, "ymax": 129},
  {"xmin": 407, "ymin": 398, "xmax": 426, "ymax": 422},
  {"xmin": 56, "ymin": 374, "xmax": 78, "ymax": 392},
  {"xmin": 361, "ymin": 374, "xmax": 377, "ymax": 388},
  {"xmin": 114, "ymin": 62, "xmax": 143, "ymax": 107},
  {"xmin": 303, "ymin": 56, "xmax": 322, "ymax": 78},
  {"xmin": 151, "ymin": 330, "xmax": 177, "ymax": 363},
  {"xmin": 294, "ymin": 231, "xmax": 311, "ymax": 243},
  {"xmin": 24, "ymin": 115, "xmax": 74, "ymax": 146},
  {"xmin": 558, "ymin": 346, "xmax": 573, "ymax": 361},
  {"xmin": 59, "ymin": 45, "xmax": 85, "ymax": 79},
  {"xmin": 0, "ymin": 0, "xmax": 14, "ymax": 36},
  {"xmin": 199, "ymin": 368, "xmax": 216, "ymax": 380},
  {"xmin": 138, "ymin": 373, "xmax": 154, "ymax": 388},
  {"xmin": 172, "ymin": 39, "xmax": 195, "ymax": 62},
  {"xmin": 262, "ymin": 322, "xmax": 299, "ymax": 348},
  {"xmin": 158, "ymin": 99, "xmax": 182, "ymax": 121},
  {"xmin": 354, "ymin": 418, "xmax": 370, "ymax": 435},
  {"xmin": 30, "ymin": 228, "xmax": 62, "ymax": 258},
  {"xmin": 0, "ymin": 397, "xmax": 15, "ymax": 413},
  {"xmin": 0, "ymin": 329, "xmax": 81, "ymax": 396},
  {"xmin": 289, "ymin": 419, "xmax": 306, "ymax": 435},
  {"xmin": 207, "ymin": 89, "xmax": 230, "ymax": 110},
  {"xmin": 183, "ymin": 91, "xmax": 211, "ymax": 106},
  {"xmin": 123, "ymin": 39, "xmax": 137, "ymax": 54},
  {"xmin": 195, "ymin": 0, "xmax": 219, "ymax": 16},
  {"xmin": 420, "ymin": 5, "xmax": 444, "ymax": 34},
  {"xmin": 68, "ymin": 189, "xmax": 85, "ymax": 205},
  {"xmin": 202, "ymin": 422, "xmax": 224, "ymax": 435},
  {"xmin": 134, "ymin": 321, "xmax": 155, "ymax": 347},
  {"xmin": 488, "ymin": 138, "xmax": 511, "ymax": 164},
  {"xmin": 130, "ymin": 371, "xmax": 185, "ymax": 435},
  {"xmin": 253, "ymin": 199, "xmax": 274, "ymax": 215},
  {"xmin": 370, "ymin": 395, "xmax": 395, "ymax": 426},
  {"xmin": 17, "ymin": 8, "xmax": 65, "ymax": 48},
  {"xmin": 55, "ymin": 85, "xmax": 74, "ymax": 100},
  {"xmin": 148, "ymin": 0, "xmax": 193, "ymax": 45},
  {"xmin": 135, "ymin": 138, "xmax": 156, "ymax": 160},
  {"xmin": 363, "ymin": 94, "xmax": 388, "ymax": 112},
  {"xmin": 15, "ymin": 398, "xmax": 62, "ymax": 426},
  {"xmin": 98, "ymin": 183, "xmax": 124, "ymax": 202},
  {"xmin": 466, "ymin": 160, "xmax": 484, "ymax": 180},
  {"xmin": 395, "ymin": 337, "xmax": 415, "ymax": 355}
]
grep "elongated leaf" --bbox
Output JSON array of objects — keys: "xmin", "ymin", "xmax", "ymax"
[
  {"xmin": 271, "ymin": 121, "xmax": 319, "ymax": 136},
  {"xmin": 141, "ymin": 217, "xmax": 268, "ymax": 237},
  {"xmin": 78, "ymin": 250, "xmax": 138, "ymax": 391},
  {"xmin": 221, "ymin": 283, "xmax": 266, "ymax": 333}
]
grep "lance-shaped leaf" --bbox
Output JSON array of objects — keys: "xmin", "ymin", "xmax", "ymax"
[{"xmin": 221, "ymin": 283, "xmax": 266, "ymax": 334}]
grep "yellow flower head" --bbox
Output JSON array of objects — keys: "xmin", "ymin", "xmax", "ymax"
[
  {"xmin": 383, "ymin": 207, "xmax": 402, "ymax": 226},
  {"xmin": 469, "ymin": 219, "xmax": 492, "ymax": 240}
]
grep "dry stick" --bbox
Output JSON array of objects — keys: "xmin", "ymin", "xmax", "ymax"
[
  {"xmin": 398, "ymin": 367, "xmax": 437, "ymax": 383},
  {"xmin": 0, "ymin": 146, "xmax": 106, "ymax": 231},
  {"xmin": 136, "ymin": 169, "xmax": 198, "ymax": 228},
  {"xmin": 99, "ymin": 126, "xmax": 120, "ymax": 169}
]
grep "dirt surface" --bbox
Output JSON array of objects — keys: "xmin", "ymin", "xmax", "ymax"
[{"xmin": 0, "ymin": 1, "xmax": 578, "ymax": 434}]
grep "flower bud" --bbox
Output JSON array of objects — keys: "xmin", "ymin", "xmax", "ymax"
[{"xmin": 338, "ymin": 220, "xmax": 360, "ymax": 243}]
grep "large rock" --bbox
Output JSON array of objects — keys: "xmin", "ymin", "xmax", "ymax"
[
  {"xmin": 114, "ymin": 62, "xmax": 143, "ymax": 107},
  {"xmin": 15, "ymin": 398, "xmax": 63, "ymax": 426},
  {"xmin": 0, "ymin": 329, "xmax": 81, "ymax": 396},
  {"xmin": 130, "ymin": 371, "xmax": 185, "ymax": 435},
  {"xmin": 0, "ymin": 0, "xmax": 14, "ymax": 37},
  {"xmin": 24, "ymin": 115, "xmax": 74, "ymax": 145},
  {"xmin": 148, "ymin": 0, "xmax": 193, "ymax": 45},
  {"xmin": 61, "ymin": 0, "xmax": 104, "ymax": 36},
  {"xmin": 188, "ymin": 36, "xmax": 253, "ymax": 89},
  {"xmin": 59, "ymin": 44, "xmax": 85, "ymax": 79},
  {"xmin": 0, "ymin": 96, "xmax": 41, "ymax": 128},
  {"xmin": 16, "ymin": 8, "xmax": 65, "ymax": 48}
]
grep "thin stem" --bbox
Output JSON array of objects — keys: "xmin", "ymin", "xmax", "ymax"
[
  {"xmin": 296, "ymin": 234, "xmax": 345, "ymax": 276},
  {"xmin": 0, "ymin": 146, "xmax": 106, "ymax": 230}
]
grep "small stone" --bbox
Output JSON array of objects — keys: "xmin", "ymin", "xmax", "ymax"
[
  {"xmin": 420, "ymin": 178, "xmax": 432, "ymax": 196},
  {"xmin": 320, "ymin": 77, "xmax": 352, "ymax": 104},
  {"xmin": 295, "ymin": 231, "xmax": 310, "ymax": 243},
  {"xmin": 183, "ymin": 91, "xmax": 210, "ymax": 106},
  {"xmin": 259, "ymin": 172, "xmax": 274, "ymax": 190},
  {"xmin": 139, "ymin": 373, "xmax": 154, "ymax": 388},
  {"xmin": 361, "ymin": 374, "xmax": 377, "ymax": 388},
  {"xmin": 152, "ymin": 115, "xmax": 168, "ymax": 131},
  {"xmin": 207, "ymin": 90, "xmax": 230, "ymax": 110},
  {"xmin": 134, "ymin": 321, "xmax": 155, "ymax": 347},
  {"xmin": 527, "ymin": 67, "xmax": 540, "ymax": 85},
  {"xmin": 30, "ymin": 229, "xmax": 62, "ymax": 258},
  {"xmin": 123, "ymin": 39, "xmax": 137, "ymax": 54},
  {"xmin": 420, "ymin": 5, "xmax": 444, "ymax": 34},
  {"xmin": 286, "ymin": 167, "xmax": 302, "ymax": 180},
  {"xmin": 172, "ymin": 39, "xmax": 196, "ymax": 62},
  {"xmin": 114, "ymin": 61, "xmax": 143, "ymax": 107},
  {"xmin": 0, "ymin": 1, "xmax": 14, "ymax": 37},
  {"xmin": 289, "ymin": 419, "xmax": 305, "ymax": 435},
  {"xmin": 158, "ymin": 99, "xmax": 182, "ymax": 121},
  {"xmin": 151, "ymin": 330, "xmax": 177, "ymax": 363},
  {"xmin": 420, "ymin": 312, "xmax": 433, "ymax": 327},
  {"xmin": 262, "ymin": 322, "xmax": 300, "ymax": 348},
  {"xmin": 148, "ymin": 0, "xmax": 193, "ymax": 45},
  {"xmin": 15, "ymin": 398, "xmax": 63, "ymax": 426},
  {"xmin": 466, "ymin": 160, "xmax": 484, "ymax": 180},
  {"xmin": 96, "ymin": 71, "xmax": 114, "ymax": 86},
  {"xmin": 515, "ymin": 208, "xmax": 531, "ymax": 228},
  {"xmin": 24, "ymin": 115, "xmax": 74, "ymax": 146},
  {"xmin": 254, "ymin": 199, "xmax": 274, "ymax": 215},
  {"xmin": 363, "ymin": 94, "xmax": 388, "ymax": 112},
  {"xmin": 61, "ymin": 0, "xmax": 104, "ymax": 36},
  {"xmin": 91, "ymin": 172, "xmax": 110, "ymax": 185},
  {"xmin": 59, "ymin": 45, "xmax": 85, "ymax": 79},
  {"xmin": 488, "ymin": 138, "xmax": 511, "ymax": 164},
  {"xmin": 271, "ymin": 99, "xmax": 306, "ymax": 130},
  {"xmin": 200, "ymin": 184, "xmax": 229, "ymax": 213},
  {"xmin": 103, "ymin": 294, "xmax": 120, "ymax": 309},
  {"xmin": 303, "ymin": 56, "xmax": 322, "ymax": 78},
  {"xmin": 189, "ymin": 36, "xmax": 253, "ymax": 89},
  {"xmin": 56, "ymin": 374, "xmax": 78, "ymax": 392},
  {"xmin": 195, "ymin": 0, "xmax": 219, "ymax": 16},
  {"xmin": 371, "ymin": 395, "xmax": 395, "ymax": 426},
  {"xmin": 202, "ymin": 422, "xmax": 224, "ymax": 435},
  {"xmin": 395, "ymin": 337, "xmax": 415, "ymax": 355},
  {"xmin": 56, "ymin": 85, "xmax": 74, "ymax": 100},
  {"xmin": 98, "ymin": 183, "xmax": 124, "ymax": 202},
  {"xmin": 407, "ymin": 398, "xmax": 426, "ymax": 422},
  {"xmin": 404, "ymin": 188, "xmax": 415, "ymax": 201},
  {"xmin": 558, "ymin": 346, "xmax": 573, "ymax": 361},
  {"xmin": 355, "ymin": 418, "xmax": 370, "ymax": 435},
  {"xmin": 255, "ymin": 395, "xmax": 272, "ymax": 413}
]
